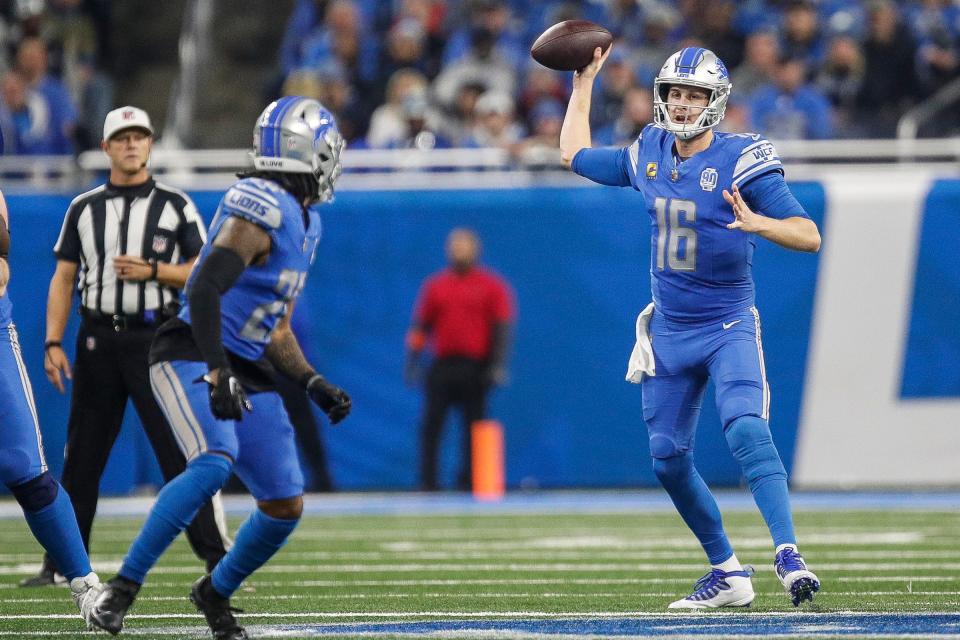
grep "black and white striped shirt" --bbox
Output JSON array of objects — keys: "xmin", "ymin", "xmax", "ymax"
[{"xmin": 53, "ymin": 178, "xmax": 207, "ymax": 316}]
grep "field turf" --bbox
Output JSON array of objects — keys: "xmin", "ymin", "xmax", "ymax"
[{"xmin": 0, "ymin": 492, "xmax": 958, "ymax": 638}]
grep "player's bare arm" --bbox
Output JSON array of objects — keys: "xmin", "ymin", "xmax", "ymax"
[
  {"xmin": 114, "ymin": 255, "xmax": 198, "ymax": 288},
  {"xmin": 723, "ymin": 184, "xmax": 821, "ymax": 253},
  {"xmin": 264, "ymin": 303, "xmax": 313, "ymax": 382},
  {"xmin": 560, "ymin": 45, "xmax": 611, "ymax": 168}
]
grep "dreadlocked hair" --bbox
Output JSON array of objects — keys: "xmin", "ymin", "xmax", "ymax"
[{"xmin": 237, "ymin": 170, "xmax": 321, "ymax": 205}]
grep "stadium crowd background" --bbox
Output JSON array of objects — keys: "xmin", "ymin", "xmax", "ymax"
[{"xmin": 1, "ymin": 0, "xmax": 959, "ymax": 159}]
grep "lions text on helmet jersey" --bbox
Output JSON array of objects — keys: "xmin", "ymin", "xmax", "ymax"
[{"xmin": 180, "ymin": 177, "xmax": 321, "ymax": 360}]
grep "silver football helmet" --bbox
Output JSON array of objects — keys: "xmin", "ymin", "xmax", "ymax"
[
  {"xmin": 654, "ymin": 47, "xmax": 732, "ymax": 140},
  {"xmin": 251, "ymin": 96, "xmax": 345, "ymax": 202}
]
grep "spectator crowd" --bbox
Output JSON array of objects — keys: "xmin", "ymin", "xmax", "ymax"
[
  {"xmin": 278, "ymin": 0, "xmax": 960, "ymax": 153},
  {"xmin": 3, "ymin": 0, "xmax": 960, "ymax": 156}
]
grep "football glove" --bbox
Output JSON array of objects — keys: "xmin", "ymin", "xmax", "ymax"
[
  {"xmin": 203, "ymin": 368, "xmax": 252, "ymax": 420},
  {"xmin": 303, "ymin": 374, "xmax": 351, "ymax": 424}
]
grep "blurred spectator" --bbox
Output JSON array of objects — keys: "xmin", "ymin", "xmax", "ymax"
[
  {"xmin": 690, "ymin": 0, "xmax": 745, "ymax": 70},
  {"xmin": 393, "ymin": 0, "xmax": 448, "ymax": 80},
  {"xmin": 366, "ymin": 68, "xmax": 431, "ymax": 148},
  {"xmin": 859, "ymin": 0, "xmax": 919, "ymax": 136},
  {"xmin": 815, "ymin": 34, "xmax": 865, "ymax": 137},
  {"xmin": 432, "ymin": 24, "xmax": 516, "ymax": 110},
  {"xmin": 633, "ymin": 5, "xmax": 683, "ymax": 86},
  {"xmin": 733, "ymin": 30, "xmax": 780, "ymax": 100},
  {"xmin": 17, "ymin": 37, "xmax": 77, "ymax": 154},
  {"xmin": 603, "ymin": 0, "xmax": 647, "ymax": 48},
  {"xmin": 368, "ymin": 87, "xmax": 449, "ymax": 150},
  {"xmin": 910, "ymin": 0, "xmax": 960, "ymax": 97},
  {"xmin": 439, "ymin": 80, "xmax": 485, "ymax": 146},
  {"xmin": 594, "ymin": 86, "xmax": 653, "ymax": 146},
  {"xmin": 463, "ymin": 90, "xmax": 524, "ymax": 150},
  {"xmin": 589, "ymin": 47, "xmax": 637, "ymax": 132},
  {"xmin": 442, "ymin": 0, "xmax": 524, "ymax": 69},
  {"xmin": 518, "ymin": 63, "xmax": 566, "ymax": 125},
  {"xmin": 749, "ymin": 57, "xmax": 834, "ymax": 139},
  {"xmin": 298, "ymin": 0, "xmax": 380, "ymax": 89},
  {"xmin": 779, "ymin": 0, "xmax": 824, "ymax": 68},
  {"xmin": 517, "ymin": 98, "xmax": 563, "ymax": 165}
]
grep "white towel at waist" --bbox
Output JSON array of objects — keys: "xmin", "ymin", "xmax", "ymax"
[{"xmin": 625, "ymin": 302, "xmax": 656, "ymax": 384}]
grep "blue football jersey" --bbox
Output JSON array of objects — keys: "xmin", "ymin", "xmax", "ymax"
[
  {"xmin": 180, "ymin": 177, "xmax": 322, "ymax": 361},
  {"xmin": 624, "ymin": 125, "xmax": 790, "ymax": 323}
]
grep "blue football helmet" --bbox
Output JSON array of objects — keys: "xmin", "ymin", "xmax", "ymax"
[
  {"xmin": 654, "ymin": 47, "xmax": 732, "ymax": 140},
  {"xmin": 251, "ymin": 96, "xmax": 345, "ymax": 202}
]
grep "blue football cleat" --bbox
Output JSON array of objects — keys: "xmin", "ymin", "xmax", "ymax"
[
  {"xmin": 775, "ymin": 546, "xmax": 820, "ymax": 606},
  {"xmin": 668, "ymin": 566, "xmax": 755, "ymax": 609}
]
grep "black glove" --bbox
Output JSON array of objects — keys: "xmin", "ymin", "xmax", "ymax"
[
  {"xmin": 202, "ymin": 368, "xmax": 252, "ymax": 420},
  {"xmin": 303, "ymin": 373, "xmax": 351, "ymax": 424}
]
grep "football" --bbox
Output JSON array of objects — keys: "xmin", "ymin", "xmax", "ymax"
[{"xmin": 530, "ymin": 20, "xmax": 613, "ymax": 71}]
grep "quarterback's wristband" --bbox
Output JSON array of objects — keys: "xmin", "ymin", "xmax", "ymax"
[{"xmin": 44, "ymin": 340, "xmax": 62, "ymax": 352}]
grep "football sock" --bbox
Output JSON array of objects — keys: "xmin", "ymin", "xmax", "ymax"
[
  {"xmin": 20, "ymin": 481, "xmax": 91, "ymax": 580},
  {"xmin": 211, "ymin": 508, "xmax": 298, "ymax": 598},
  {"xmin": 713, "ymin": 553, "xmax": 743, "ymax": 573},
  {"xmin": 652, "ymin": 452, "xmax": 734, "ymax": 565},
  {"xmin": 726, "ymin": 416, "xmax": 796, "ymax": 548},
  {"xmin": 120, "ymin": 454, "xmax": 232, "ymax": 584}
]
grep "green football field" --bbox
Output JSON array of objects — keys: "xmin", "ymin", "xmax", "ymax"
[{"xmin": 1, "ymin": 495, "xmax": 958, "ymax": 639}]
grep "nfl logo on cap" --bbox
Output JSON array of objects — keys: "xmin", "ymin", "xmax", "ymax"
[{"xmin": 103, "ymin": 106, "xmax": 154, "ymax": 141}]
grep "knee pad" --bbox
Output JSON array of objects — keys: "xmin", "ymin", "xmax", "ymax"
[
  {"xmin": 648, "ymin": 434, "xmax": 682, "ymax": 460},
  {"xmin": 652, "ymin": 451, "xmax": 694, "ymax": 486},
  {"xmin": 718, "ymin": 381, "xmax": 764, "ymax": 430},
  {"xmin": 725, "ymin": 416, "xmax": 786, "ymax": 487},
  {"xmin": 9, "ymin": 471, "xmax": 59, "ymax": 512},
  {"xmin": 0, "ymin": 447, "xmax": 34, "ymax": 487}
]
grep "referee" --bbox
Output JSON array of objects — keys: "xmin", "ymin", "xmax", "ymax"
[{"xmin": 21, "ymin": 106, "xmax": 229, "ymax": 586}]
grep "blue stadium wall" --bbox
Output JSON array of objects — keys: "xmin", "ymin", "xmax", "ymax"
[{"xmin": 4, "ymin": 175, "xmax": 955, "ymax": 493}]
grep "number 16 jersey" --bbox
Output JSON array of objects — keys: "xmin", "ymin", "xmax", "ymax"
[{"xmin": 619, "ymin": 125, "xmax": 806, "ymax": 324}]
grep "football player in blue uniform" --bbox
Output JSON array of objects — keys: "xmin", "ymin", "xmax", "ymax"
[
  {"xmin": 89, "ymin": 97, "xmax": 351, "ymax": 639},
  {"xmin": 0, "ymin": 190, "xmax": 103, "ymax": 627},
  {"xmin": 560, "ymin": 47, "xmax": 822, "ymax": 608}
]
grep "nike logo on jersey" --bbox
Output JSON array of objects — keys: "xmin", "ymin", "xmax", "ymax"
[{"xmin": 722, "ymin": 320, "xmax": 742, "ymax": 330}]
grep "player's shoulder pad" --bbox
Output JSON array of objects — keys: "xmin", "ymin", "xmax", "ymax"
[
  {"xmin": 222, "ymin": 177, "xmax": 286, "ymax": 230},
  {"xmin": 729, "ymin": 133, "xmax": 782, "ymax": 187}
]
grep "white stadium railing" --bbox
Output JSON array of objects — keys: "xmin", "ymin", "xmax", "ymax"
[{"xmin": 1, "ymin": 138, "xmax": 959, "ymax": 193}]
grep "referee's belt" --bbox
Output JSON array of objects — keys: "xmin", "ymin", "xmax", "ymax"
[{"xmin": 80, "ymin": 308, "xmax": 168, "ymax": 332}]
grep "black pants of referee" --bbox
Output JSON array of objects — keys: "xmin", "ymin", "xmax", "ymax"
[
  {"xmin": 419, "ymin": 357, "xmax": 490, "ymax": 492},
  {"xmin": 43, "ymin": 318, "xmax": 227, "ymax": 574}
]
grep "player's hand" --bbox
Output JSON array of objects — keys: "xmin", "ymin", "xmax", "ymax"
[
  {"xmin": 723, "ymin": 184, "xmax": 769, "ymax": 234},
  {"xmin": 575, "ymin": 45, "xmax": 612, "ymax": 83},
  {"xmin": 305, "ymin": 374, "xmax": 352, "ymax": 424},
  {"xmin": 44, "ymin": 345, "xmax": 72, "ymax": 393},
  {"xmin": 484, "ymin": 363, "xmax": 509, "ymax": 387},
  {"xmin": 204, "ymin": 368, "xmax": 252, "ymax": 420},
  {"xmin": 113, "ymin": 255, "xmax": 152, "ymax": 281}
]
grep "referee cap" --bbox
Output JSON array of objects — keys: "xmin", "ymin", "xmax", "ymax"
[{"xmin": 103, "ymin": 106, "xmax": 153, "ymax": 141}]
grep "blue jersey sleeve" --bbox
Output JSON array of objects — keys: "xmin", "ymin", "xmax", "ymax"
[
  {"xmin": 572, "ymin": 146, "xmax": 633, "ymax": 187},
  {"xmin": 739, "ymin": 170, "xmax": 808, "ymax": 220},
  {"xmin": 731, "ymin": 138, "xmax": 783, "ymax": 188},
  {"xmin": 220, "ymin": 179, "xmax": 284, "ymax": 231}
]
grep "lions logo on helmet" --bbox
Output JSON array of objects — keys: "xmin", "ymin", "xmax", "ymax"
[
  {"xmin": 251, "ymin": 96, "xmax": 345, "ymax": 203},
  {"xmin": 654, "ymin": 47, "xmax": 732, "ymax": 141}
]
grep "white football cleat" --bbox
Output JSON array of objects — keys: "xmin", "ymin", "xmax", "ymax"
[
  {"xmin": 775, "ymin": 545, "xmax": 820, "ymax": 606},
  {"xmin": 69, "ymin": 572, "xmax": 103, "ymax": 629},
  {"xmin": 668, "ymin": 567, "xmax": 755, "ymax": 609}
]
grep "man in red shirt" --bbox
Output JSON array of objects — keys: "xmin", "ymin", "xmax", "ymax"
[{"xmin": 406, "ymin": 228, "xmax": 515, "ymax": 491}]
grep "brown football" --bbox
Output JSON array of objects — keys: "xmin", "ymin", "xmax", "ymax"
[{"xmin": 530, "ymin": 20, "xmax": 613, "ymax": 71}]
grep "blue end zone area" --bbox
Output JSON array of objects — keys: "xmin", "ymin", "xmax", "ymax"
[{"xmin": 253, "ymin": 613, "xmax": 960, "ymax": 637}]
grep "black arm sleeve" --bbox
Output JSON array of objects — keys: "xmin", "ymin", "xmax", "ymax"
[{"xmin": 188, "ymin": 246, "xmax": 247, "ymax": 370}]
